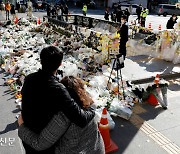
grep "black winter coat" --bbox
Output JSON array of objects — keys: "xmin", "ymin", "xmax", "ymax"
[
  {"xmin": 166, "ymin": 17, "xmax": 177, "ymax": 29},
  {"xmin": 21, "ymin": 69, "xmax": 95, "ymax": 154},
  {"xmin": 119, "ymin": 22, "xmax": 128, "ymax": 42}
]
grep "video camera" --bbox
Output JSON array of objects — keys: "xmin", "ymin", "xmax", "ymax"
[{"xmin": 111, "ymin": 54, "xmax": 124, "ymax": 70}]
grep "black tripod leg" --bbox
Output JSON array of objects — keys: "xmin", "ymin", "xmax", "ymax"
[
  {"xmin": 107, "ymin": 59, "xmax": 116, "ymax": 88},
  {"xmin": 120, "ymin": 68, "xmax": 125, "ymax": 100},
  {"xmin": 117, "ymin": 68, "xmax": 120, "ymax": 100}
]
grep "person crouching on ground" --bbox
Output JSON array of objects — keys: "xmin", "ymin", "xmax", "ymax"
[
  {"xmin": 18, "ymin": 76, "xmax": 105, "ymax": 154},
  {"xmin": 17, "ymin": 46, "xmax": 95, "ymax": 154}
]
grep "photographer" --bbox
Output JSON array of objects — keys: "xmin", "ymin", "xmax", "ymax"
[{"xmin": 118, "ymin": 15, "xmax": 128, "ymax": 60}]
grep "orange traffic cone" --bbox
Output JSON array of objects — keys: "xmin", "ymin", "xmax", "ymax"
[
  {"xmin": 14, "ymin": 16, "xmax": 18, "ymax": 24},
  {"xmin": 148, "ymin": 23, "xmax": 152, "ymax": 29},
  {"xmin": 158, "ymin": 24, "xmax": 162, "ymax": 31},
  {"xmin": 99, "ymin": 108, "xmax": 118, "ymax": 154},
  {"xmin": 147, "ymin": 93, "xmax": 158, "ymax": 106},
  {"xmin": 37, "ymin": 17, "xmax": 41, "ymax": 25},
  {"xmin": 154, "ymin": 74, "xmax": 160, "ymax": 86}
]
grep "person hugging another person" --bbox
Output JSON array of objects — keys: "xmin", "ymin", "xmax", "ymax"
[
  {"xmin": 17, "ymin": 46, "xmax": 104, "ymax": 154},
  {"xmin": 18, "ymin": 76, "xmax": 105, "ymax": 153}
]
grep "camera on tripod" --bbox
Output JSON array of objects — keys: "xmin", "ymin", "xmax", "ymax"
[
  {"xmin": 111, "ymin": 54, "xmax": 124, "ymax": 70},
  {"xmin": 107, "ymin": 53, "xmax": 125, "ymax": 100}
]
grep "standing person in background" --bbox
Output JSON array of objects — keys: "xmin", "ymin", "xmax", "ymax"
[
  {"xmin": 16, "ymin": 2, "xmax": 20, "ymax": 13},
  {"xmin": 118, "ymin": 15, "xmax": 128, "ymax": 60},
  {"xmin": 166, "ymin": 14, "xmax": 178, "ymax": 29},
  {"xmin": 124, "ymin": 8, "xmax": 130, "ymax": 22},
  {"xmin": 27, "ymin": 0, "xmax": 33, "ymax": 19},
  {"xmin": 111, "ymin": 10, "xmax": 116, "ymax": 22},
  {"xmin": 10, "ymin": 4, "xmax": 16, "ymax": 21},
  {"xmin": 140, "ymin": 8, "xmax": 148, "ymax": 27},
  {"xmin": 104, "ymin": 8, "xmax": 109, "ymax": 20},
  {"xmin": 57, "ymin": 5, "xmax": 62, "ymax": 20},
  {"xmin": 51, "ymin": 6, "xmax": 56, "ymax": 18},
  {"xmin": 116, "ymin": 5, "xmax": 122, "ymax": 23},
  {"xmin": 136, "ymin": 4, "xmax": 142, "ymax": 23},
  {"xmin": 82, "ymin": 3, "xmax": 87, "ymax": 16},
  {"xmin": 129, "ymin": 4, "xmax": 132, "ymax": 14},
  {"xmin": 0, "ymin": 2, "xmax": 5, "ymax": 12},
  {"xmin": 63, "ymin": 4, "xmax": 69, "ymax": 22},
  {"xmin": 5, "ymin": 1, "xmax": 11, "ymax": 20},
  {"xmin": 46, "ymin": 4, "xmax": 51, "ymax": 17}
]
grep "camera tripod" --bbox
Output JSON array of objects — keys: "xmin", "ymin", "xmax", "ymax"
[{"xmin": 107, "ymin": 54, "xmax": 125, "ymax": 100}]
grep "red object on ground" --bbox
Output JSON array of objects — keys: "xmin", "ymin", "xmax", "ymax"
[
  {"xmin": 154, "ymin": 74, "xmax": 160, "ymax": 85},
  {"xmin": 37, "ymin": 17, "xmax": 41, "ymax": 25},
  {"xmin": 147, "ymin": 93, "xmax": 158, "ymax": 106},
  {"xmin": 14, "ymin": 17, "xmax": 18, "ymax": 24},
  {"xmin": 148, "ymin": 22, "xmax": 152, "ymax": 29},
  {"xmin": 158, "ymin": 24, "xmax": 162, "ymax": 31},
  {"xmin": 99, "ymin": 108, "xmax": 118, "ymax": 154}
]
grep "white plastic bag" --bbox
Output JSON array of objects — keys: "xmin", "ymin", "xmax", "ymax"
[
  {"xmin": 109, "ymin": 98, "xmax": 132, "ymax": 120},
  {"xmin": 162, "ymin": 43, "xmax": 177, "ymax": 61}
]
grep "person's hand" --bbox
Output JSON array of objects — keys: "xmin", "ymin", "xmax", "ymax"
[{"xmin": 17, "ymin": 114, "xmax": 24, "ymax": 126}]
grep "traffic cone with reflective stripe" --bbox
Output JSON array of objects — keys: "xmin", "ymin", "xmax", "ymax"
[
  {"xmin": 14, "ymin": 16, "xmax": 18, "ymax": 24},
  {"xmin": 148, "ymin": 23, "xmax": 152, "ymax": 29},
  {"xmin": 147, "ymin": 93, "xmax": 158, "ymax": 106},
  {"xmin": 154, "ymin": 74, "xmax": 160, "ymax": 86},
  {"xmin": 99, "ymin": 108, "xmax": 118, "ymax": 154},
  {"xmin": 158, "ymin": 24, "xmax": 162, "ymax": 31},
  {"xmin": 37, "ymin": 17, "xmax": 41, "ymax": 25}
]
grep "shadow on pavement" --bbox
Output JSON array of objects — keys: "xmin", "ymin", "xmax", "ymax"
[
  {"xmin": 127, "ymin": 55, "xmax": 179, "ymax": 74},
  {"xmin": 0, "ymin": 121, "xmax": 18, "ymax": 135},
  {"xmin": 12, "ymin": 108, "xmax": 20, "ymax": 113},
  {"xmin": 168, "ymin": 80, "xmax": 180, "ymax": 91},
  {"xmin": 3, "ymin": 90, "xmax": 16, "ymax": 96},
  {"xmin": 111, "ymin": 103, "xmax": 165, "ymax": 154}
]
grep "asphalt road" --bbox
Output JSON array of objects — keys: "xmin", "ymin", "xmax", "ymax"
[{"xmin": 0, "ymin": 8, "xmax": 173, "ymax": 30}]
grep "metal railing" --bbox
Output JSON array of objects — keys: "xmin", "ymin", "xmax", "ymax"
[{"xmin": 44, "ymin": 14, "xmax": 120, "ymax": 30}]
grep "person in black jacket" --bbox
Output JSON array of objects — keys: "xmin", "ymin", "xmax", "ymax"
[
  {"xmin": 136, "ymin": 4, "xmax": 142, "ymax": 23},
  {"xmin": 46, "ymin": 4, "xmax": 51, "ymax": 17},
  {"xmin": 20, "ymin": 46, "xmax": 95, "ymax": 154},
  {"xmin": 124, "ymin": 8, "xmax": 130, "ymax": 22},
  {"xmin": 111, "ymin": 10, "xmax": 116, "ymax": 22},
  {"xmin": 51, "ymin": 6, "xmax": 57, "ymax": 18},
  {"xmin": 104, "ymin": 8, "xmax": 109, "ymax": 20},
  {"xmin": 10, "ymin": 4, "xmax": 16, "ymax": 20},
  {"xmin": 166, "ymin": 14, "xmax": 177, "ymax": 29},
  {"xmin": 63, "ymin": 4, "xmax": 68, "ymax": 22},
  {"xmin": 116, "ymin": 6, "xmax": 122, "ymax": 22},
  {"xmin": 118, "ymin": 15, "xmax": 128, "ymax": 59}
]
